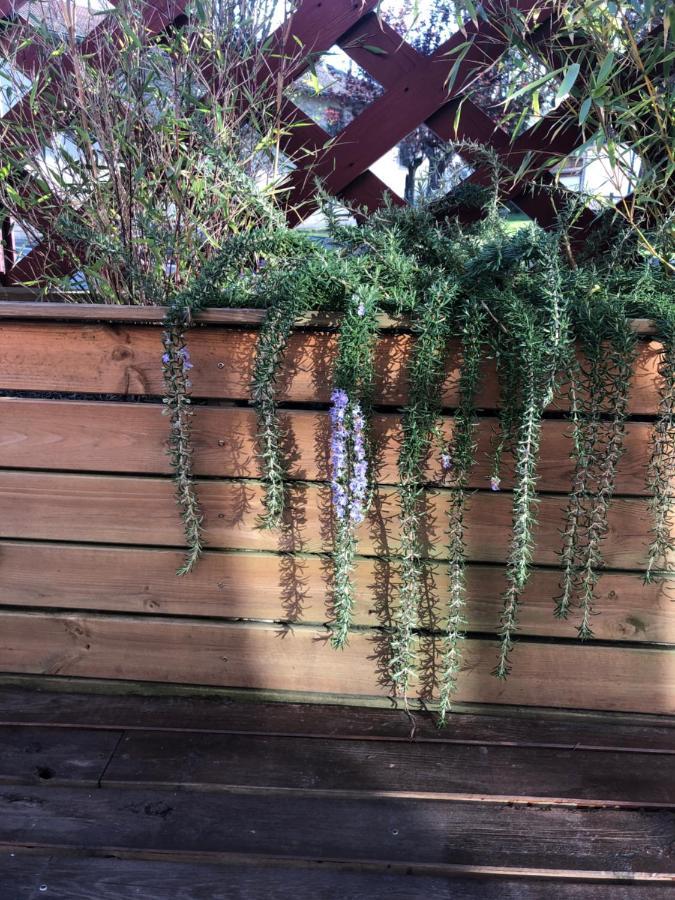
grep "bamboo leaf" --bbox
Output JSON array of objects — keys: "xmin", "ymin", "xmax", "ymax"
[
  {"xmin": 578, "ymin": 96, "xmax": 592, "ymax": 125},
  {"xmin": 444, "ymin": 42, "xmax": 472, "ymax": 97},
  {"xmin": 596, "ymin": 52, "xmax": 615, "ymax": 86},
  {"xmin": 362, "ymin": 44, "xmax": 388, "ymax": 56},
  {"xmin": 501, "ymin": 68, "xmax": 562, "ymax": 107},
  {"xmin": 555, "ymin": 63, "xmax": 581, "ymax": 105}
]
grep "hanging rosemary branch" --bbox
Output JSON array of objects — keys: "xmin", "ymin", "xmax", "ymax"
[
  {"xmin": 494, "ymin": 305, "xmax": 547, "ymax": 677},
  {"xmin": 161, "ymin": 320, "xmax": 203, "ymax": 574},
  {"xmin": 645, "ymin": 293, "xmax": 675, "ymax": 581},
  {"xmin": 558, "ymin": 288, "xmax": 635, "ymax": 636},
  {"xmin": 390, "ymin": 280, "xmax": 456, "ymax": 697},
  {"xmin": 494, "ymin": 240, "xmax": 570, "ymax": 678},
  {"xmin": 438, "ymin": 293, "xmax": 485, "ymax": 722},
  {"xmin": 329, "ymin": 287, "xmax": 380, "ymax": 647},
  {"xmin": 252, "ymin": 290, "xmax": 306, "ymax": 529}
]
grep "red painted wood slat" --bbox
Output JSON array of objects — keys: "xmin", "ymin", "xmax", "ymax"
[{"xmin": 283, "ymin": 0, "xmax": 556, "ymax": 216}]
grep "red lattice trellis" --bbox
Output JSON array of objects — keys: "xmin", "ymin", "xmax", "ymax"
[{"xmin": 0, "ymin": 0, "xmax": 609, "ymax": 286}]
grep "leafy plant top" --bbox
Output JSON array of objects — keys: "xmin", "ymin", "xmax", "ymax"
[{"xmin": 163, "ymin": 201, "xmax": 674, "ymax": 722}]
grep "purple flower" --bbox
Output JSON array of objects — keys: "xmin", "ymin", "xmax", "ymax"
[
  {"xmin": 178, "ymin": 347, "xmax": 193, "ymax": 371},
  {"xmin": 356, "ymin": 301, "xmax": 366, "ymax": 317},
  {"xmin": 331, "ymin": 389, "xmax": 349, "ymax": 409},
  {"xmin": 329, "ymin": 393, "xmax": 369, "ymax": 526},
  {"xmin": 350, "ymin": 507, "xmax": 365, "ymax": 525},
  {"xmin": 490, "ymin": 475, "xmax": 501, "ymax": 492},
  {"xmin": 162, "ymin": 353, "xmax": 171, "ymax": 365},
  {"xmin": 441, "ymin": 452, "xmax": 452, "ymax": 472}
]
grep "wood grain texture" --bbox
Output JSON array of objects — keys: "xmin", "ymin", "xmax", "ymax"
[
  {"xmin": 103, "ymin": 728, "xmax": 675, "ymax": 807},
  {"xmin": 0, "ymin": 399, "xmax": 664, "ymax": 495},
  {"xmin": 0, "ymin": 541, "xmax": 672, "ymax": 644},
  {"xmin": 2, "ymin": 855, "xmax": 668, "ymax": 900},
  {"xmin": 0, "ymin": 725, "xmax": 119, "ymax": 787},
  {"xmin": 0, "ymin": 322, "xmax": 665, "ymax": 412},
  {"xmin": 0, "ymin": 301, "xmax": 658, "ymax": 333},
  {"xmin": 3, "ymin": 784, "xmax": 675, "ymax": 874},
  {"xmin": 0, "ymin": 471, "xmax": 664, "ymax": 570},
  {"xmin": 1, "ymin": 685, "xmax": 673, "ymax": 751},
  {"xmin": 1, "ymin": 613, "xmax": 675, "ymax": 713}
]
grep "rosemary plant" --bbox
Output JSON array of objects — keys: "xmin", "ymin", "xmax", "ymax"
[
  {"xmin": 328, "ymin": 287, "xmax": 380, "ymax": 647},
  {"xmin": 158, "ymin": 199, "xmax": 674, "ymax": 720},
  {"xmin": 437, "ymin": 293, "xmax": 485, "ymax": 720},
  {"xmin": 391, "ymin": 280, "xmax": 456, "ymax": 697},
  {"xmin": 558, "ymin": 284, "xmax": 635, "ymax": 637}
]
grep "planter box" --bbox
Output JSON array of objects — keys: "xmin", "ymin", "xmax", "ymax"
[{"xmin": 0, "ymin": 301, "xmax": 673, "ymax": 714}]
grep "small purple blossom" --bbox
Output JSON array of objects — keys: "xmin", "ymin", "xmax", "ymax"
[
  {"xmin": 356, "ymin": 300, "xmax": 366, "ymax": 317},
  {"xmin": 329, "ymin": 392, "xmax": 368, "ymax": 525},
  {"xmin": 441, "ymin": 452, "xmax": 452, "ymax": 472},
  {"xmin": 331, "ymin": 389, "xmax": 349, "ymax": 410},
  {"xmin": 163, "ymin": 336, "xmax": 193, "ymax": 379},
  {"xmin": 178, "ymin": 347, "xmax": 193, "ymax": 370},
  {"xmin": 490, "ymin": 475, "xmax": 501, "ymax": 492}
]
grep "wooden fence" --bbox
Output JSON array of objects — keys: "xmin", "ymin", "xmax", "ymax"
[{"xmin": 0, "ymin": 300, "xmax": 674, "ymax": 714}]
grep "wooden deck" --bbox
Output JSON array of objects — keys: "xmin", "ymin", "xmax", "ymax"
[{"xmin": 0, "ymin": 686, "xmax": 674, "ymax": 897}]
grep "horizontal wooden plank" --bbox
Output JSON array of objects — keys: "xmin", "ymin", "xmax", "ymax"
[
  {"xmin": 3, "ymin": 855, "xmax": 668, "ymax": 900},
  {"xmin": 0, "ymin": 472, "xmax": 664, "ymax": 570},
  {"xmin": 0, "ymin": 322, "xmax": 666, "ymax": 412},
  {"xmin": 0, "ymin": 725, "xmax": 119, "ymax": 787},
  {"xmin": 0, "ymin": 302, "xmax": 396, "ymax": 328},
  {"xmin": 0, "ymin": 399, "xmax": 663, "ymax": 495},
  {"xmin": 0, "ymin": 300, "xmax": 659, "ymax": 334},
  {"xmin": 1, "ymin": 686, "xmax": 673, "ymax": 752},
  {"xmin": 1, "ymin": 614, "xmax": 674, "ymax": 714},
  {"xmin": 0, "ymin": 541, "xmax": 672, "ymax": 644},
  {"xmin": 103, "ymin": 729, "xmax": 675, "ymax": 808},
  {"xmin": 2, "ymin": 784, "xmax": 675, "ymax": 875}
]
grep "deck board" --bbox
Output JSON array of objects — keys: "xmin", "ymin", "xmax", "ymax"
[
  {"xmin": 3, "ymin": 784, "xmax": 675, "ymax": 875},
  {"xmin": 0, "ymin": 686, "xmax": 673, "ymax": 752},
  {"xmin": 0, "ymin": 854, "xmax": 670, "ymax": 899},
  {"xmin": 0, "ymin": 686, "xmax": 673, "ymax": 894},
  {"xmin": 0, "ymin": 726, "xmax": 120, "ymax": 787},
  {"xmin": 102, "ymin": 730, "xmax": 675, "ymax": 808}
]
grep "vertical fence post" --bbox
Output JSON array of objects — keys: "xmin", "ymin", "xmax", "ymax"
[{"xmin": 0, "ymin": 218, "xmax": 14, "ymax": 285}]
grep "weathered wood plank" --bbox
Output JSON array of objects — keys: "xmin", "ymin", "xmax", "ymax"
[
  {"xmin": 0, "ymin": 399, "xmax": 664, "ymax": 496},
  {"xmin": 0, "ymin": 472, "xmax": 665, "ymax": 570},
  {"xmin": 0, "ymin": 686, "xmax": 673, "ymax": 751},
  {"xmin": 0, "ymin": 726, "xmax": 120, "ymax": 787},
  {"xmin": 103, "ymin": 729, "xmax": 675, "ymax": 807},
  {"xmin": 0, "ymin": 541, "xmax": 672, "ymax": 644},
  {"xmin": 3, "ymin": 785, "xmax": 675, "ymax": 875},
  {"xmin": 0, "ymin": 852, "xmax": 48, "ymax": 900},
  {"xmin": 1, "ymin": 854, "xmax": 670, "ymax": 899},
  {"xmin": 0, "ymin": 301, "xmax": 406, "ymax": 328},
  {"xmin": 1, "ymin": 614, "xmax": 674, "ymax": 714},
  {"xmin": 0, "ymin": 323, "xmax": 665, "ymax": 413},
  {"xmin": 0, "ymin": 301, "xmax": 659, "ymax": 335}
]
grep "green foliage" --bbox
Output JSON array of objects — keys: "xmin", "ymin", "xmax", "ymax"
[
  {"xmin": 456, "ymin": 0, "xmax": 674, "ymax": 265},
  {"xmin": 329, "ymin": 288, "xmax": 381, "ymax": 648},
  {"xmin": 438, "ymin": 293, "xmax": 485, "ymax": 722},
  {"xmin": 162, "ymin": 197, "xmax": 674, "ymax": 721},
  {"xmin": 0, "ymin": 0, "xmax": 299, "ymax": 302},
  {"xmin": 393, "ymin": 280, "xmax": 457, "ymax": 698},
  {"xmin": 558, "ymin": 282, "xmax": 636, "ymax": 637}
]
